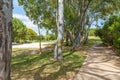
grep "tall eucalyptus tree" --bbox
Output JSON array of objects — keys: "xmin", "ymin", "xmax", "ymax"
[
  {"xmin": 54, "ymin": 0, "xmax": 64, "ymax": 60},
  {"xmin": 0, "ymin": 0, "xmax": 12, "ymax": 80}
]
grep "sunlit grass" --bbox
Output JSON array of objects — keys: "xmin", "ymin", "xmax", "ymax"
[
  {"xmin": 11, "ymin": 36, "xmax": 100, "ymax": 80},
  {"xmin": 85, "ymin": 36, "xmax": 101, "ymax": 46},
  {"xmin": 11, "ymin": 49, "xmax": 85, "ymax": 80}
]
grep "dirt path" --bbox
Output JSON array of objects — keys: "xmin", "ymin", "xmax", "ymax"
[
  {"xmin": 12, "ymin": 42, "xmax": 55, "ymax": 48},
  {"xmin": 74, "ymin": 43, "xmax": 120, "ymax": 80}
]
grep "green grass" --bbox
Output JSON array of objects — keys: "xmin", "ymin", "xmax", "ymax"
[
  {"xmin": 85, "ymin": 36, "xmax": 101, "ymax": 46},
  {"xmin": 11, "ymin": 50, "xmax": 85, "ymax": 80},
  {"xmin": 11, "ymin": 36, "xmax": 101, "ymax": 80}
]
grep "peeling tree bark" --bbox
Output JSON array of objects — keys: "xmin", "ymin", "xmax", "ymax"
[
  {"xmin": 0, "ymin": 0, "xmax": 12, "ymax": 80},
  {"xmin": 54, "ymin": 0, "xmax": 64, "ymax": 60}
]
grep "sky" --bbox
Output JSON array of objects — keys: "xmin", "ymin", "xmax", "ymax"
[{"xmin": 13, "ymin": 0, "xmax": 46, "ymax": 35}]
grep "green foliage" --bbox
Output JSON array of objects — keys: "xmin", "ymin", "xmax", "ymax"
[
  {"xmin": 18, "ymin": 0, "xmax": 120, "ymax": 47},
  {"xmin": 26, "ymin": 28, "xmax": 37, "ymax": 40},
  {"xmin": 49, "ymin": 34, "xmax": 56, "ymax": 40},
  {"xmin": 13, "ymin": 18, "xmax": 27, "ymax": 43},
  {"xmin": 95, "ymin": 15, "xmax": 120, "ymax": 53},
  {"xmin": 44, "ymin": 35, "xmax": 51, "ymax": 41},
  {"xmin": 13, "ymin": 17, "xmax": 37, "ymax": 43},
  {"xmin": 89, "ymin": 28, "xmax": 96, "ymax": 36},
  {"xmin": 18, "ymin": 0, "xmax": 57, "ymax": 32},
  {"xmin": 44, "ymin": 33, "xmax": 56, "ymax": 41}
]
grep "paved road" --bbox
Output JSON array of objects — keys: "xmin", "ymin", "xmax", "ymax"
[
  {"xmin": 12, "ymin": 42, "xmax": 55, "ymax": 48},
  {"xmin": 74, "ymin": 43, "xmax": 120, "ymax": 80}
]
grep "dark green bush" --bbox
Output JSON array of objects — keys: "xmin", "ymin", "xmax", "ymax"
[{"xmin": 95, "ymin": 15, "xmax": 120, "ymax": 53}]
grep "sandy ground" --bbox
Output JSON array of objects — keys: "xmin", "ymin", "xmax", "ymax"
[
  {"xmin": 12, "ymin": 42, "xmax": 55, "ymax": 48},
  {"xmin": 74, "ymin": 43, "xmax": 120, "ymax": 80}
]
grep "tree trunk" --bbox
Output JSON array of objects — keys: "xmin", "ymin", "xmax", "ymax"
[
  {"xmin": 72, "ymin": 0, "xmax": 91, "ymax": 49},
  {"xmin": 73, "ymin": 31, "xmax": 81, "ymax": 49},
  {"xmin": 38, "ymin": 25, "xmax": 42, "ymax": 53},
  {"xmin": 66, "ymin": 30, "xmax": 73, "ymax": 46},
  {"xmin": 82, "ymin": 26, "xmax": 90, "ymax": 44},
  {"xmin": 54, "ymin": 0, "xmax": 64, "ymax": 60},
  {"xmin": 66, "ymin": 30, "xmax": 69, "ymax": 46},
  {"xmin": 70, "ymin": 33, "xmax": 73, "ymax": 46},
  {"xmin": 0, "ymin": 0, "xmax": 12, "ymax": 80}
]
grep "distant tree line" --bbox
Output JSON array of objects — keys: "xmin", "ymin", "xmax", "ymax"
[
  {"xmin": 13, "ymin": 17, "xmax": 37, "ymax": 43},
  {"xmin": 13, "ymin": 17, "xmax": 56, "ymax": 43}
]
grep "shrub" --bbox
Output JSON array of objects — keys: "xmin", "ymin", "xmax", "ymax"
[{"xmin": 95, "ymin": 15, "xmax": 120, "ymax": 53}]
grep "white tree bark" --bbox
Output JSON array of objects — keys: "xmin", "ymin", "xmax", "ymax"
[
  {"xmin": 0, "ymin": 0, "xmax": 12, "ymax": 80},
  {"xmin": 54, "ymin": 0, "xmax": 64, "ymax": 60},
  {"xmin": 38, "ymin": 24, "xmax": 42, "ymax": 53}
]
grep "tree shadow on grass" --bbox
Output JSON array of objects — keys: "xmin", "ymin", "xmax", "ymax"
[
  {"xmin": 11, "ymin": 49, "xmax": 85, "ymax": 80},
  {"xmin": 33, "ymin": 61, "xmax": 82, "ymax": 80},
  {"xmin": 33, "ymin": 53, "xmax": 84, "ymax": 80},
  {"xmin": 12, "ymin": 43, "xmax": 56, "ymax": 66},
  {"xmin": 12, "ymin": 50, "xmax": 53, "ymax": 70}
]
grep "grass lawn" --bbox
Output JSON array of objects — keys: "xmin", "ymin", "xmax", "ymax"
[{"xmin": 11, "ymin": 36, "xmax": 101, "ymax": 80}]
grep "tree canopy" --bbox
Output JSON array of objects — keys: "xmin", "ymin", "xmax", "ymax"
[
  {"xmin": 12, "ymin": 17, "xmax": 37, "ymax": 43},
  {"xmin": 18, "ymin": 0, "xmax": 120, "ymax": 59}
]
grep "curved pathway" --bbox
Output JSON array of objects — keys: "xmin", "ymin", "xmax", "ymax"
[{"xmin": 74, "ymin": 43, "xmax": 120, "ymax": 80}]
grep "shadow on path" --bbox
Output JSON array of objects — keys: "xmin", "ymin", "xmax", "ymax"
[{"xmin": 74, "ymin": 43, "xmax": 120, "ymax": 80}]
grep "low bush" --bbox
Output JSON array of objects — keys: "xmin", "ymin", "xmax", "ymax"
[{"xmin": 95, "ymin": 15, "xmax": 120, "ymax": 53}]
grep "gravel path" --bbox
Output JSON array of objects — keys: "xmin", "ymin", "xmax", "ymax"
[
  {"xmin": 74, "ymin": 43, "xmax": 120, "ymax": 80},
  {"xmin": 12, "ymin": 42, "xmax": 55, "ymax": 48}
]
